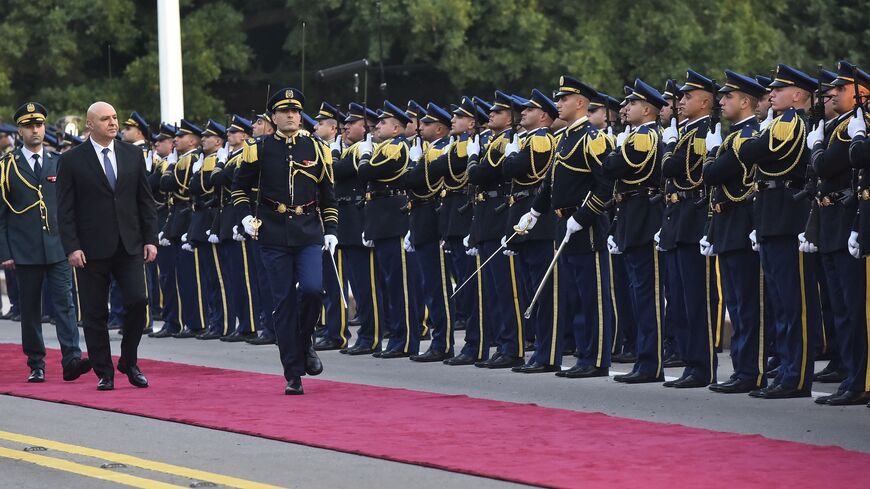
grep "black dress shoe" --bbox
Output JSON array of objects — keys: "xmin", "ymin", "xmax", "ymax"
[
  {"xmin": 611, "ymin": 351, "xmax": 637, "ymax": 363},
  {"xmin": 314, "ymin": 337, "xmax": 345, "ymax": 351},
  {"xmin": 709, "ymin": 378, "xmax": 760, "ymax": 394},
  {"xmin": 671, "ymin": 374, "xmax": 710, "ymax": 388},
  {"xmin": 305, "ymin": 345, "xmax": 323, "ymax": 375},
  {"xmin": 444, "ymin": 352, "xmax": 476, "ymax": 365},
  {"xmin": 41, "ymin": 315, "xmax": 52, "ymax": 324},
  {"xmin": 512, "ymin": 362, "xmax": 559, "ymax": 374},
  {"xmin": 107, "ymin": 321, "xmax": 122, "ymax": 330},
  {"xmin": 824, "ymin": 390, "xmax": 870, "ymax": 406},
  {"xmin": 751, "ymin": 384, "xmax": 810, "ymax": 399},
  {"xmin": 379, "ymin": 350, "xmax": 411, "ymax": 359},
  {"xmin": 613, "ymin": 371, "xmax": 664, "ymax": 384},
  {"xmin": 97, "ymin": 378, "xmax": 114, "ymax": 391},
  {"xmin": 562, "ymin": 347, "xmax": 576, "ymax": 356},
  {"xmin": 28, "ymin": 368, "xmax": 45, "ymax": 383},
  {"xmin": 420, "ymin": 330, "xmax": 432, "ymax": 341},
  {"xmin": 410, "ymin": 349, "xmax": 453, "ymax": 363},
  {"xmin": 453, "ymin": 319, "xmax": 466, "ymax": 331},
  {"xmin": 475, "ymin": 352, "xmax": 503, "ymax": 368},
  {"xmin": 0, "ymin": 311, "xmax": 12, "ymax": 320},
  {"xmin": 142, "ymin": 326, "xmax": 153, "ymax": 335},
  {"xmin": 149, "ymin": 327, "xmax": 176, "ymax": 338},
  {"xmin": 62, "ymin": 358, "xmax": 92, "ymax": 382},
  {"xmin": 662, "ymin": 353, "xmax": 685, "ymax": 368},
  {"xmin": 348, "ymin": 316, "xmax": 362, "ymax": 327},
  {"xmin": 11, "ymin": 314, "xmax": 21, "ymax": 322},
  {"xmin": 562, "ymin": 365, "xmax": 609, "ymax": 379},
  {"xmin": 117, "ymin": 364, "xmax": 148, "ymax": 388},
  {"xmin": 172, "ymin": 327, "xmax": 201, "ymax": 338},
  {"xmin": 197, "ymin": 330, "xmax": 223, "ymax": 340},
  {"xmin": 814, "ymin": 389, "xmax": 845, "ymax": 405},
  {"xmin": 523, "ymin": 340, "xmax": 536, "ymax": 352},
  {"xmin": 222, "ymin": 331, "xmax": 257, "ymax": 343},
  {"xmin": 285, "ymin": 377, "xmax": 304, "ymax": 395},
  {"xmin": 813, "ymin": 370, "xmax": 847, "ymax": 383},
  {"xmin": 346, "ymin": 344, "xmax": 378, "ymax": 355},
  {"xmin": 765, "ymin": 366, "xmax": 780, "ymax": 379},
  {"xmin": 246, "ymin": 333, "xmax": 276, "ymax": 345},
  {"xmin": 488, "ymin": 355, "xmax": 527, "ymax": 370}
]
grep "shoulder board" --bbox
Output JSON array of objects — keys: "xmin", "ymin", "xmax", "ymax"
[
  {"xmin": 585, "ymin": 128, "xmax": 609, "ymax": 156},
  {"xmin": 770, "ymin": 110, "xmax": 799, "ymax": 142},
  {"xmin": 527, "ymin": 134, "xmax": 553, "ymax": 153},
  {"xmin": 629, "ymin": 126, "xmax": 657, "ymax": 152},
  {"xmin": 242, "ymin": 137, "xmax": 259, "ymax": 163},
  {"xmin": 455, "ymin": 139, "xmax": 468, "ymax": 158},
  {"xmin": 377, "ymin": 140, "xmax": 404, "ymax": 161}
]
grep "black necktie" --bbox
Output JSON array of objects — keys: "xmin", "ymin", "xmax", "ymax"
[{"xmin": 32, "ymin": 154, "xmax": 41, "ymax": 176}]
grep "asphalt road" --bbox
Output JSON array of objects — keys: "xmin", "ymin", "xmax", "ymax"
[{"xmin": 1, "ymin": 320, "xmax": 868, "ymax": 488}]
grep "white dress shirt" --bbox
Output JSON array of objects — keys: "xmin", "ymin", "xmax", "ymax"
[
  {"xmin": 90, "ymin": 137, "xmax": 118, "ymax": 179},
  {"xmin": 19, "ymin": 146, "xmax": 44, "ymax": 174}
]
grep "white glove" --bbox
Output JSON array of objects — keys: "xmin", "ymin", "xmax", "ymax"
[
  {"xmin": 323, "ymin": 234, "xmax": 338, "ymax": 255},
  {"xmin": 564, "ymin": 216, "xmax": 582, "ymax": 242},
  {"xmin": 607, "ymin": 235, "xmax": 621, "ymax": 255},
  {"xmin": 242, "ymin": 215, "xmax": 257, "ymax": 236},
  {"xmin": 181, "ymin": 243, "xmax": 193, "ymax": 252},
  {"xmin": 501, "ymin": 235, "xmax": 517, "ymax": 256},
  {"xmin": 616, "ymin": 126, "xmax": 630, "ymax": 148},
  {"xmin": 145, "ymin": 150, "xmax": 153, "ymax": 172},
  {"xmin": 216, "ymin": 146, "xmax": 228, "ymax": 163},
  {"xmin": 699, "ymin": 235, "xmax": 715, "ymax": 257},
  {"xmin": 403, "ymin": 231, "xmax": 414, "ymax": 252},
  {"xmin": 466, "ymin": 247, "xmax": 479, "ymax": 256},
  {"xmin": 848, "ymin": 108, "xmax": 866, "ymax": 139},
  {"xmin": 705, "ymin": 123, "xmax": 722, "ymax": 152},
  {"xmin": 759, "ymin": 108, "xmax": 774, "ymax": 132},
  {"xmin": 654, "ymin": 228, "xmax": 663, "ymax": 251},
  {"xmin": 358, "ymin": 133, "xmax": 374, "ymax": 157},
  {"xmin": 329, "ymin": 137, "xmax": 342, "ymax": 154},
  {"xmin": 463, "ymin": 234, "xmax": 471, "ymax": 248},
  {"xmin": 207, "ymin": 232, "xmax": 220, "ymax": 244},
  {"xmin": 181, "ymin": 232, "xmax": 188, "ymax": 243},
  {"xmin": 158, "ymin": 231, "xmax": 170, "ymax": 247},
  {"xmin": 662, "ymin": 118, "xmax": 679, "ymax": 144},
  {"xmin": 798, "ymin": 232, "xmax": 818, "ymax": 253},
  {"xmin": 516, "ymin": 209, "xmax": 540, "ymax": 232},
  {"xmin": 408, "ymin": 137, "xmax": 423, "ymax": 162},
  {"xmin": 606, "ymin": 126, "xmax": 614, "ymax": 138},
  {"xmin": 805, "ymin": 121, "xmax": 824, "ymax": 149},
  {"xmin": 232, "ymin": 225, "xmax": 245, "ymax": 242},
  {"xmin": 362, "ymin": 232, "xmax": 374, "ymax": 248},
  {"xmin": 848, "ymin": 231, "xmax": 860, "ymax": 258},
  {"xmin": 466, "ymin": 135, "xmax": 480, "ymax": 158},
  {"xmin": 446, "ymin": 135, "xmax": 456, "ymax": 153},
  {"xmin": 749, "ymin": 230, "xmax": 759, "ymax": 252},
  {"xmin": 192, "ymin": 154, "xmax": 203, "ymax": 173},
  {"xmin": 166, "ymin": 150, "xmax": 177, "ymax": 165},
  {"xmin": 504, "ymin": 134, "xmax": 519, "ymax": 157}
]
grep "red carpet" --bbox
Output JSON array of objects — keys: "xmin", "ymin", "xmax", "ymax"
[{"xmin": 1, "ymin": 344, "xmax": 868, "ymax": 488}]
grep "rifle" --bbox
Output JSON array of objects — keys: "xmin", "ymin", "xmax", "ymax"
[
  {"xmin": 844, "ymin": 65, "xmax": 865, "ymax": 207},
  {"xmin": 793, "ymin": 66, "xmax": 825, "ymax": 202},
  {"xmin": 697, "ymin": 81, "xmax": 721, "ymax": 208},
  {"xmin": 250, "ymin": 83, "xmax": 270, "ymax": 239}
]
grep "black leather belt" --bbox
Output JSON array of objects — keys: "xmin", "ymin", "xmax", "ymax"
[
  {"xmin": 507, "ymin": 189, "xmax": 532, "ymax": 206},
  {"xmin": 554, "ymin": 206, "xmax": 578, "ymax": 218},
  {"xmin": 474, "ymin": 189, "xmax": 506, "ymax": 202},
  {"xmin": 754, "ymin": 179, "xmax": 800, "ymax": 191},
  {"xmin": 337, "ymin": 195, "xmax": 365, "ymax": 204},
  {"xmin": 817, "ymin": 189, "xmax": 854, "ymax": 206},
  {"xmin": 666, "ymin": 189, "xmax": 704, "ymax": 204},
  {"xmin": 365, "ymin": 188, "xmax": 405, "ymax": 201},
  {"xmin": 263, "ymin": 197, "xmax": 318, "ymax": 216},
  {"xmin": 615, "ymin": 188, "xmax": 658, "ymax": 202},
  {"xmin": 440, "ymin": 188, "xmax": 468, "ymax": 198}
]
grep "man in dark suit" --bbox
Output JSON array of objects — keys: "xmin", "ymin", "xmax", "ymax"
[
  {"xmin": 57, "ymin": 101, "xmax": 158, "ymax": 391},
  {"xmin": 0, "ymin": 102, "xmax": 91, "ymax": 383}
]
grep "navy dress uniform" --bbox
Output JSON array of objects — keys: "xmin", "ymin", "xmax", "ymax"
[
  {"xmin": 357, "ymin": 101, "xmax": 418, "ymax": 358},
  {"xmin": 148, "ymin": 123, "xmax": 182, "ymax": 337},
  {"xmin": 660, "ymin": 70, "xmax": 720, "ymax": 388},
  {"xmin": 810, "ymin": 61, "xmax": 870, "ymax": 406},
  {"xmin": 232, "ymin": 87, "xmax": 335, "ymax": 394},
  {"xmin": 159, "ymin": 120, "xmax": 207, "ymax": 337},
  {"xmin": 531, "ymin": 76, "xmax": 615, "ymax": 378},
  {"xmin": 603, "ymin": 79, "xmax": 667, "ymax": 383},
  {"xmin": 0, "ymin": 102, "xmax": 89, "ymax": 383},
  {"xmin": 404, "ymin": 103, "xmax": 456, "ymax": 362},
  {"xmin": 329, "ymin": 104, "xmax": 385, "ymax": 355},
  {"xmin": 466, "ymin": 91, "xmax": 527, "ymax": 369},
  {"xmin": 737, "ymin": 64, "xmax": 821, "ymax": 399},
  {"xmin": 502, "ymin": 89, "xmax": 560, "ymax": 373},
  {"xmin": 704, "ymin": 71, "xmax": 768, "ymax": 393},
  {"xmin": 188, "ymin": 120, "xmax": 230, "ymax": 339}
]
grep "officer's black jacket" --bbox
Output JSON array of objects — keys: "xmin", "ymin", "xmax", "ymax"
[
  {"xmin": 159, "ymin": 149, "xmax": 197, "ymax": 240},
  {"xmin": 332, "ymin": 141, "xmax": 367, "ymax": 247},
  {"xmin": 660, "ymin": 116, "xmax": 711, "ymax": 248},
  {"xmin": 404, "ymin": 137, "xmax": 448, "ymax": 246},
  {"xmin": 467, "ymin": 129, "xmax": 512, "ymax": 244},
  {"xmin": 429, "ymin": 133, "xmax": 472, "ymax": 240},
  {"xmin": 501, "ymin": 127, "xmax": 556, "ymax": 245},
  {"xmin": 810, "ymin": 112, "xmax": 857, "ymax": 253},
  {"xmin": 357, "ymin": 135, "xmax": 409, "ymax": 241}
]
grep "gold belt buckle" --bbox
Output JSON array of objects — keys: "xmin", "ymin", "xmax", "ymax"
[
  {"xmin": 365, "ymin": 192, "xmax": 372, "ymax": 201},
  {"xmin": 294, "ymin": 205, "xmax": 304, "ymax": 216},
  {"xmin": 713, "ymin": 202, "xmax": 722, "ymax": 214},
  {"xmin": 440, "ymin": 189, "xmax": 448, "ymax": 198},
  {"xmin": 476, "ymin": 192, "xmax": 484, "ymax": 202},
  {"xmin": 276, "ymin": 203, "xmax": 287, "ymax": 214},
  {"xmin": 669, "ymin": 193, "xmax": 679, "ymax": 204},
  {"xmin": 615, "ymin": 193, "xmax": 623, "ymax": 203},
  {"xmin": 862, "ymin": 189, "xmax": 870, "ymax": 201},
  {"xmin": 508, "ymin": 195, "xmax": 516, "ymax": 206},
  {"xmin": 821, "ymin": 196, "xmax": 832, "ymax": 207}
]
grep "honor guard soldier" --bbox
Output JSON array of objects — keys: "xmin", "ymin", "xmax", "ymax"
[
  {"xmin": 357, "ymin": 100, "xmax": 418, "ymax": 358},
  {"xmin": 527, "ymin": 76, "xmax": 615, "ymax": 378},
  {"xmin": 703, "ymin": 71, "xmax": 768, "ymax": 393},
  {"xmin": 160, "ymin": 119, "xmax": 207, "ymax": 337},
  {"xmin": 213, "ymin": 116, "xmax": 262, "ymax": 343},
  {"xmin": 0, "ymin": 102, "xmax": 91, "ymax": 383},
  {"xmin": 404, "ymin": 102, "xmax": 456, "ymax": 362},
  {"xmin": 737, "ymin": 64, "xmax": 822, "ymax": 399},
  {"xmin": 754, "ymin": 75, "xmax": 774, "ymax": 121},
  {"xmin": 809, "ymin": 62, "xmax": 870, "ymax": 406},
  {"xmin": 603, "ymin": 79, "xmax": 667, "ymax": 384},
  {"xmin": 330, "ymin": 103, "xmax": 384, "ymax": 355},
  {"xmin": 432, "ymin": 96, "xmax": 483, "ymax": 365},
  {"xmin": 233, "ymin": 87, "xmax": 334, "ymax": 395},
  {"xmin": 505, "ymin": 89, "xmax": 560, "ymax": 373},
  {"xmin": 149, "ymin": 123, "xmax": 182, "ymax": 337},
  {"xmin": 659, "ymin": 70, "xmax": 721, "ymax": 388},
  {"xmin": 465, "ymin": 91, "xmax": 527, "ymax": 369},
  {"xmin": 187, "ymin": 120, "xmax": 229, "ymax": 340}
]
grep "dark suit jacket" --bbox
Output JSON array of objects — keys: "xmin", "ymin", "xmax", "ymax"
[
  {"xmin": 0, "ymin": 148, "xmax": 66, "ymax": 265},
  {"xmin": 57, "ymin": 139, "xmax": 158, "ymax": 260}
]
